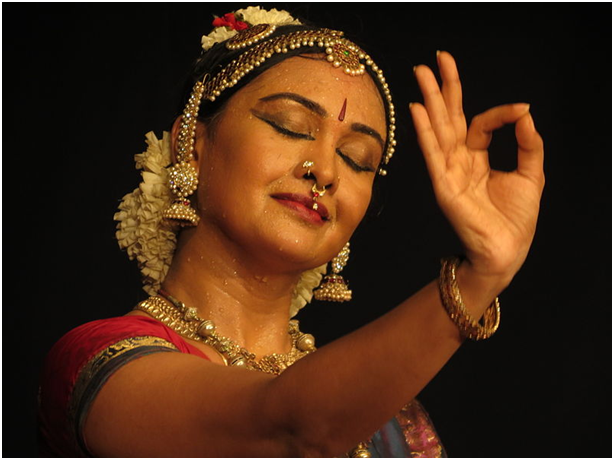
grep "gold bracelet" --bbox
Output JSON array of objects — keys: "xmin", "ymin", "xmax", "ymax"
[{"xmin": 438, "ymin": 257, "xmax": 500, "ymax": 340}]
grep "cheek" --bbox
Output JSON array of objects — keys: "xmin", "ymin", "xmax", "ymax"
[
  {"xmin": 196, "ymin": 132, "xmax": 290, "ymax": 217},
  {"xmin": 336, "ymin": 177, "xmax": 374, "ymax": 233},
  {"xmin": 208, "ymin": 111, "xmax": 295, "ymax": 175}
]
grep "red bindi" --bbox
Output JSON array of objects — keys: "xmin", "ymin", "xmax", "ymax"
[{"xmin": 338, "ymin": 98, "xmax": 348, "ymax": 122}]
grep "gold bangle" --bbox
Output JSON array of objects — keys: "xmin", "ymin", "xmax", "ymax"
[{"xmin": 438, "ymin": 257, "xmax": 500, "ymax": 340}]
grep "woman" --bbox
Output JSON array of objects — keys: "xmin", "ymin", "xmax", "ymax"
[{"xmin": 38, "ymin": 6, "xmax": 544, "ymax": 457}]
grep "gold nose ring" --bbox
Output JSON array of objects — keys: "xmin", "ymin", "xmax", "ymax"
[
  {"xmin": 311, "ymin": 183, "xmax": 326, "ymax": 197},
  {"xmin": 302, "ymin": 160, "xmax": 315, "ymax": 176},
  {"xmin": 311, "ymin": 183, "xmax": 327, "ymax": 211},
  {"xmin": 302, "ymin": 161, "xmax": 326, "ymax": 211}
]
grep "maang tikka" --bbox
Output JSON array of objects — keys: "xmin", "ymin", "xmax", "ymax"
[{"xmin": 162, "ymin": 78, "xmax": 207, "ymax": 227}]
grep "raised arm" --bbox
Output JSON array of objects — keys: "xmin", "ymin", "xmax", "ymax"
[
  {"xmin": 272, "ymin": 52, "xmax": 544, "ymax": 454},
  {"xmin": 291, "ymin": 53, "xmax": 545, "ymax": 451},
  {"xmin": 273, "ymin": 52, "xmax": 544, "ymax": 454}
]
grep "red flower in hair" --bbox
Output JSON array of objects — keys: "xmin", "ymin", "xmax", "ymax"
[{"xmin": 212, "ymin": 13, "xmax": 249, "ymax": 31}]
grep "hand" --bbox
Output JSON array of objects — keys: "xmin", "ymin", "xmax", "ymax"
[{"xmin": 410, "ymin": 51, "xmax": 545, "ymax": 284}]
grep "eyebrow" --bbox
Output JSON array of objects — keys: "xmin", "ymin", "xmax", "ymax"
[
  {"xmin": 259, "ymin": 92, "xmax": 327, "ymax": 117},
  {"xmin": 259, "ymin": 92, "xmax": 386, "ymax": 148}
]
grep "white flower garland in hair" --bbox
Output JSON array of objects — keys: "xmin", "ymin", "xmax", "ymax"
[
  {"xmin": 114, "ymin": 131, "xmax": 326, "ymax": 316},
  {"xmin": 114, "ymin": 132, "xmax": 176, "ymax": 296},
  {"xmin": 201, "ymin": 5, "xmax": 302, "ymax": 51}
]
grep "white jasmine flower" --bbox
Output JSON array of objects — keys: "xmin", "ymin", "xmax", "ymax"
[
  {"xmin": 290, "ymin": 264, "xmax": 327, "ymax": 317},
  {"xmin": 237, "ymin": 6, "xmax": 302, "ymax": 27},
  {"xmin": 202, "ymin": 27, "xmax": 238, "ymax": 51}
]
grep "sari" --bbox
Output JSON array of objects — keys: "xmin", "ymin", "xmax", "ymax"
[{"xmin": 38, "ymin": 316, "xmax": 446, "ymax": 457}]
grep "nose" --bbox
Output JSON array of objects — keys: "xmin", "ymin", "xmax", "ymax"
[{"xmin": 295, "ymin": 149, "xmax": 339, "ymax": 194}]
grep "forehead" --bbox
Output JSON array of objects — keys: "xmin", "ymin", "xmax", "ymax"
[{"xmin": 231, "ymin": 56, "xmax": 386, "ymax": 126}]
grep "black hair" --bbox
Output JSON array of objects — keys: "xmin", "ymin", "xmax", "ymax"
[{"xmin": 176, "ymin": 23, "xmax": 391, "ymax": 219}]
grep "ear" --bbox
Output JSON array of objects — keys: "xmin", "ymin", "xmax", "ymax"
[
  {"xmin": 170, "ymin": 116, "xmax": 184, "ymax": 164},
  {"xmin": 170, "ymin": 116, "xmax": 207, "ymax": 165}
]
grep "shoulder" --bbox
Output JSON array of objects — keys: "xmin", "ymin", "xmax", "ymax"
[
  {"xmin": 37, "ymin": 315, "xmax": 194, "ymax": 456},
  {"xmin": 57, "ymin": 315, "xmax": 182, "ymax": 348},
  {"xmin": 43, "ymin": 315, "xmax": 187, "ymax": 377}
]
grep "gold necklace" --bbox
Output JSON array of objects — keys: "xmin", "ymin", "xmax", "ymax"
[
  {"xmin": 134, "ymin": 290, "xmax": 316, "ymax": 375},
  {"xmin": 134, "ymin": 290, "xmax": 371, "ymax": 457}
]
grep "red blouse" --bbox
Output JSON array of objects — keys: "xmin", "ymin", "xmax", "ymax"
[{"xmin": 37, "ymin": 315, "xmax": 210, "ymax": 457}]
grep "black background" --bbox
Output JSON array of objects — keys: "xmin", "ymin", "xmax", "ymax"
[{"xmin": 3, "ymin": 3, "xmax": 611, "ymax": 458}]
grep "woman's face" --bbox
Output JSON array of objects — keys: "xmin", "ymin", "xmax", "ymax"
[{"xmin": 192, "ymin": 56, "xmax": 387, "ymax": 272}]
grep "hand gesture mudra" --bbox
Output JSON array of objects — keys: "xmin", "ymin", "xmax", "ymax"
[{"xmin": 410, "ymin": 51, "xmax": 545, "ymax": 284}]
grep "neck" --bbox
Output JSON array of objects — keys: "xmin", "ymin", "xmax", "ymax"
[{"xmin": 161, "ymin": 226, "xmax": 302, "ymax": 357}]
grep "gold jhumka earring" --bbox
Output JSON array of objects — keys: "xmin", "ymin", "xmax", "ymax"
[
  {"xmin": 314, "ymin": 242, "xmax": 352, "ymax": 302},
  {"xmin": 162, "ymin": 79, "xmax": 207, "ymax": 227}
]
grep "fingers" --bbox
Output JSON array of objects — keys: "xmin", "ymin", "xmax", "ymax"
[
  {"xmin": 466, "ymin": 103, "xmax": 531, "ymax": 151},
  {"xmin": 437, "ymin": 51, "xmax": 467, "ymax": 141},
  {"xmin": 414, "ymin": 64, "xmax": 457, "ymax": 152},
  {"xmin": 467, "ymin": 104, "xmax": 544, "ymax": 184},
  {"xmin": 409, "ymin": 102, "xmax": 446, "ymax": 180},
  {"xmin": 413, "ymin": 51, "xmax": 467, "ymax": 154},
  {"xmin": 516, "ymin": 112, "xmax": 545, "ymax": 185},
  {"xmin": 410, "ymin": 53, "xmax": 545, "ymax": 188}
]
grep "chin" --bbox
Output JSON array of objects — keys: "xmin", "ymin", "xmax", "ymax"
[{"xmin": 247, "ymin": 226, "xmax": 334, "ymax": 273}]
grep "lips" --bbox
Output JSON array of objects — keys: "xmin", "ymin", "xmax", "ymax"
[{"xmin": 271, "ymin": 193, "xmax": 330, "ymax": 223}]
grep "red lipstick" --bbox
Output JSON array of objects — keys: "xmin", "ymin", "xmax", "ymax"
[{"xmin": 272, "ymin": 193, "xmax": 330, "ymax": 224}]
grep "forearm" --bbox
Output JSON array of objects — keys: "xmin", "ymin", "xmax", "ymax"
[{"xmin": 267, "ymin": 260, "xmax": 508, "ymax": 456}]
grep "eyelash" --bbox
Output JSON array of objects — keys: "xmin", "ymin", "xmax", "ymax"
[{"xmin": 257, "ymin": 115, "xmax": 375, "ymax": 173}]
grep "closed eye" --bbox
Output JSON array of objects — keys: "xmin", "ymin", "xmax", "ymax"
[
  {"xmin": 336, "ymin": 149, "xmax": 376, "ymax": 173},
  {"xmin": 252, "ymin": 112, "xmax": 315, "ymax": 141},
  {"xmin": 252, "ymin": 112, "xmax": 375, "ymax": 172}
]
